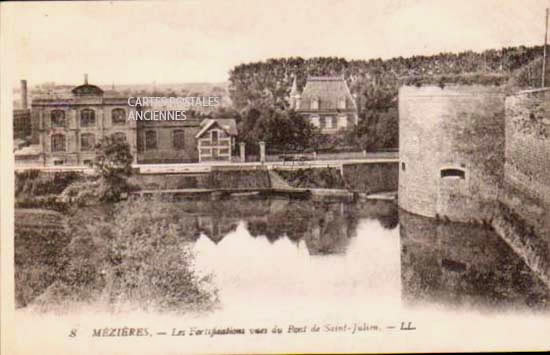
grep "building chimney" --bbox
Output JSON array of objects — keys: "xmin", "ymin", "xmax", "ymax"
[
  {"xmin": 84, "ymin": 73, "xmax": 88, "ymax": 85},
  {"xmin": 20, "ymin": 80, "xmax": 28, "ymax": 109}
]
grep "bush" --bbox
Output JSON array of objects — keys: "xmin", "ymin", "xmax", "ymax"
[
  {"xmin": 15, "ymin": 228, "xmax": 71, "ymax": 308},
  {"xmin": 31, "ymin": 198, "xmax": 218, "ymax": 314},
  {"xmin": 276, "ymin": 168, "xmax": 346, "ymax": 189},
  {"xmin": 15, "ymin": 195, "xmax": 69, "ymax": 213},
  {"xmin": 15, "ymin": 170, "xmax": 82, "ymax": 198},
  {"xmin": 59, "ymin": 179, "xmax": 101, "ymax": 207}
]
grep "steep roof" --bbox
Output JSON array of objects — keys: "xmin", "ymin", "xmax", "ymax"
[
  {"xmin": 196, "ymin": 118, "xmax": 238, "ymax": 138},
  {"xmin": 298, "ymin": 76, "xmax": 357, "ymax": 112}
]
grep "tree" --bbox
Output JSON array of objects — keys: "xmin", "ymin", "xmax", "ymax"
[
  {"xmin": 237, "ymin": 108, "xmax": 316, "ymax": 153},
  {"xmin": 60, "ymin": 135, "xmax": 134, "ymax": 206},
  {"xmin": 94, "ymin": 135, "xmax": 133, "ymax": 178},
  {"xmin": 93, "ymin": 134, "xmax": 134, "ymax": 202}
]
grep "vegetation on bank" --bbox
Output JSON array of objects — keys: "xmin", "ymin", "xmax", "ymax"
[
  {"xmin": 15, "ymin": 170, "xmax": 80, "ymax": 212},
  {"xmin": 15, "ymin": 135, "xmax": 137, "ymax": 211},
  {"xmin": 16, "ymin": 198, "xmax": 219, "ymax": 313},
  {"xmin": 275, "ymin": 168, "xmax": 346, "ymax": 189},
  {"xmin": 15, "ymin": 221, "xmax": 70, "ymax": 308},
  {"xmin": 15, "ymin": 137, "xmax": 218, "ymax": 313}
]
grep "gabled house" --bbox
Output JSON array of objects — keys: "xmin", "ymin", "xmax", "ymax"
[
  {"xmin": 195, "ymin": 118, "xmax": 238, "ymax": 162},
  {"xmin": 289, "ymin": 75, "xmax": 358, "ymax": 134}
]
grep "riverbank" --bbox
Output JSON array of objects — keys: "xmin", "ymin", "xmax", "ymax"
[{"xmin": 14, "ymin": 195, "xmax": 400, "ymax": 311}]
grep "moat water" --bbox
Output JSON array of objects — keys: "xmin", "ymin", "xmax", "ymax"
[
  {"xmin": 15, "ymin": 197, "xmax": 550, "ymax": 355},
  {"xmin": 182, "ymin": 197, "xmax": 550, "ymax": 315}
]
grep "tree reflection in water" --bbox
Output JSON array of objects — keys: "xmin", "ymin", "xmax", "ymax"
[
  {"xmin": 173, "ymin": 197, "xmax": 549, "ymax": 313},
  {"xmin": 182, "ymin": 198, "xmax": 398, "ymax": 255}
]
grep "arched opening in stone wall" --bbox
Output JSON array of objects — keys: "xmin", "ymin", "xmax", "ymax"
[{"xmin": 440, "ymin": 168, "xmax": 466, "ymax": 180}]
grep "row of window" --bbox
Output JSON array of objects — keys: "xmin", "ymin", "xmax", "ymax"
[
  {"xmin": 141, "ymin": 130, "xmax": 185, "ymax": 151},
  {"xmin": 308, "ymin": 98, "xmax": 346, "ymax": 110},
  {"xmin": 50, "ymin": 132, "xmax": 126, "ymax": 152},
  {"xmin": 198, "ymin": 130, "xmax": 231, "ymax": 146},
  {"xmin": 50, "ymin": 108, "xmax": 126, "ymax": 128},
  {"xmin": 200, "ymin": 148, "xmax": 230, "ymax": 157},
  {"xmin": 311, "ymin": 115, "xmax": 346, "ymax": 129},
  {"xmin": 53, "ymin": 159, "xmax": 94, "ymax": 166},
  {"xmin": 51, "ymin": 130, "xmax": 188, "ymax": 152}
]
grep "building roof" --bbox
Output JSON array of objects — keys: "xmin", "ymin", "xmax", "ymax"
[
  {"xmin": 196, "ymin": 118, "xmax": 238, "ymax": 138},
  {"xmin": 71, "ymin": 84, "xmax": 104, "ymax": 96},
  {"xmin": 297, "ymin": 76, "xmax": 357, "ymax": 112},
  {"xmin": 14, "ymin": 144, "xmax": 42, "ymax": 156}
]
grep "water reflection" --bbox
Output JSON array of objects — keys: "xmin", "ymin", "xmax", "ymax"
[
  {"xmin": 181, "ymin": 197, "xmax": 549, "ymax": 314},
  {"xmin": 399, "ymin": 209, "xmax": 550, "ymax": 312},
  {"xmin": 186, "ymin": 199, "xmax": 397, "ymax": 255}
]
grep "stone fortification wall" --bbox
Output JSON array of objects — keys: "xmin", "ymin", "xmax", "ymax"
[
  {"xmin": 503, "ymin": 88, "xmax": 550, "ymax": 236},
  {"xmin": 398, "ymin": 85, "xmax": 506, "ymax": 222}
]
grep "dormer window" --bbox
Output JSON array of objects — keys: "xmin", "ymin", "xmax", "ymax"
[
  {"xmin": 311, "ymin": 98, "xmax": 319, "ymax": 110},
  {"xmin": 338, "ymin": 98, "xmax": 346, "ymax": 109}
]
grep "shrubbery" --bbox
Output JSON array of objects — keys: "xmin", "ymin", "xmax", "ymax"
[
  {"xmin": 15, "ymin": 195, "xmax": 69, "ymax": 213},
  {"xmin": 15, "ymin": 170, "xmax": 81, "ymax": 198},
  {"xmin": 276, "ymin": 168, "xmax": 346, "ymax": 189},
  {"xmin": 15, "ymin": 227, "xmax": 71, "ymax": 308},
  {"xmin": 28, "ymin": 198, "xmax": 218, "ymax": 314}
]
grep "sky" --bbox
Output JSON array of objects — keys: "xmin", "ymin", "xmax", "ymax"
[{"xmin": 4, "ymin": 0, "xmax": 550, "ymax": 85}]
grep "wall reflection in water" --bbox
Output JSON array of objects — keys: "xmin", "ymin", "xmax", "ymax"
[
  {"xmin": 176, "ymin": 197, "xmax": 549, "ymax": 313},
  {"xmin": 399, "ymin": 209, "xmax": 550, "ymax": 312}
]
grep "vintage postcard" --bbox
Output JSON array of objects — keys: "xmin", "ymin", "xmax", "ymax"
[{"xmin": 2, "ymin": 0, "xmax": 550, "ymax": 354}]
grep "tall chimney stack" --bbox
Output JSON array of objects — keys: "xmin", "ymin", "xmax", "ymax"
[
  {"xmin": 21, "ymin": 80, "xmax": 28, "ymax": 109},
  {"xmin": 84, "ymin": 73, "xmax": 88, "ymax": 85},
  {"xmin": 543, "ymin": 8, "xmax": 549, "ymax": 87}
]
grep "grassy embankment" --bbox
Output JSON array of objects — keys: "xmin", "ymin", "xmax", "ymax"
[{"xmin": 14, "ymin": 171, "xmax": 218, "ymax": 313}]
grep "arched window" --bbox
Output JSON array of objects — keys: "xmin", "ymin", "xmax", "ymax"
[
  {"xmin": 113, "ymin": 132, "xmax": 126, "ymax": 142},
  {"xmin": 80, "ymin": 109, "xmax": 95, "ymax": 127},
  {"xmin": 440, "ymin": 168, "xmax": 466, "ymax": 180},
  {"xmin": 112, "ymin": 108, "xmax": 126, "ymax": 125},
  {"xmin": 173, "ymin": 130, "xmax": 185, "ymax": 149},
  {"xmin": 145, "ymin": 130, "xmax": 157, "ymax": 150},
  {"xmin": 80, "ymin": 133, "xmax": 95, "ymax": 151},
  {"xmin": 51, "ymin": 134, "xmax": 65, "ymax": 152},
  {"xmin": 50, "ymin": 110, "xmax": 66, "ymax": 127}
]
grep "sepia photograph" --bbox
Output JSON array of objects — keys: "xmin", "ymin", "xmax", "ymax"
[{"xmin": 1, "ymin": 0, "xmax": 550, "ymax": 353}]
